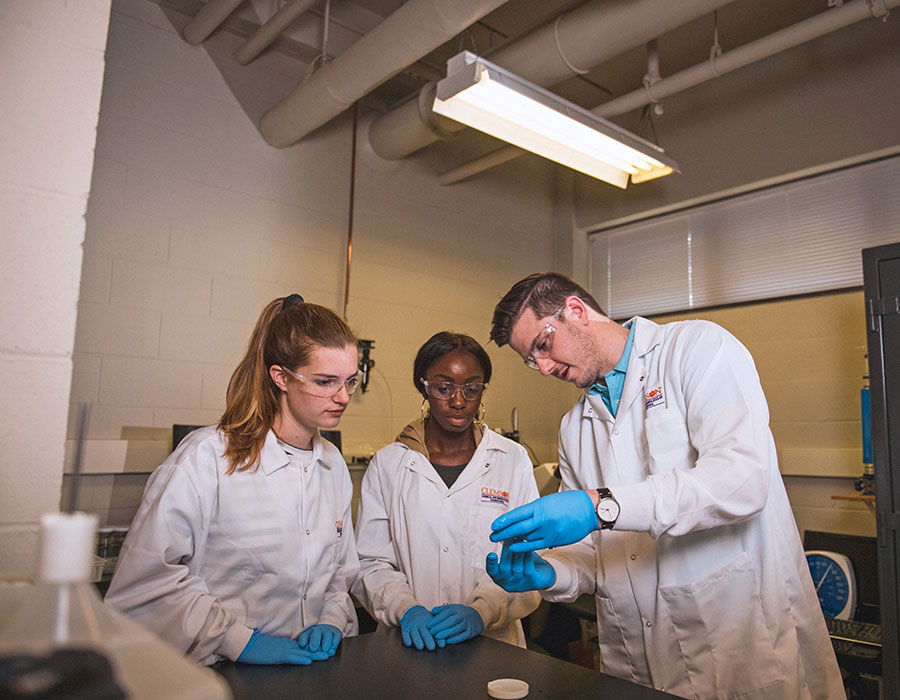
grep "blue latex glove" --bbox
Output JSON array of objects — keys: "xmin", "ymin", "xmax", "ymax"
[
  {"xmin": 427, "ymin": 604, "xmax": 484, "ymax": 645},
  {"xmin": 489, "ymin": 490, "xmax": 598, "ymax": 551},
  {"xmin": 486, "ymin": 541, "xmax": 556, "ymax": 592},
  {"xmin": 399, "ymin": 605, "xmax": 443, "ymax": 651},
  {"xmin": 237, "ymin": 630, "xmax": 331, "ymax": 665},
  {"xmin": 297, "ymin": 623, "xmax": 342, "ymax": 656}
]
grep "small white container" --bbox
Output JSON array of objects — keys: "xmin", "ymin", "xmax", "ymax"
[{"xmin": 487, "ymin": 678, "xmax": 530, "ymax": 699}]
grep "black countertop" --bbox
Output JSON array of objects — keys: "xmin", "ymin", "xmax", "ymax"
[{"xmin": 213, "ymin": 627, "xmax": 676, "ymax": 699}]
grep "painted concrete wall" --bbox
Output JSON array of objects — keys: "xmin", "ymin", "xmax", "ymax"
[
  {"xmin": 0, "ymin": 1, "xmax": 112, "ymax": 575},
  {"xmin": 58, "ymin": 0, "xmax": 573, "ymax": 527}
]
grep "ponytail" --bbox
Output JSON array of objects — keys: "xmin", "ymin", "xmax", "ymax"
[{"xmin": 218, "ymin": 296, "xmax": 356, "ymax": 473}]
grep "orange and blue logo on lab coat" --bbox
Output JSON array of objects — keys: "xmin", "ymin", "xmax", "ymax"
[
  {"xmin": 645, "ymin": 386, "xmax": 664, "ymax": 409},
  {"xmin": 335, "ymin": 520, "xmax": 343, "ymax": 538},
  {"xmin": 481, "ymin": 487, "xmax": 509, "ymax": 506}
]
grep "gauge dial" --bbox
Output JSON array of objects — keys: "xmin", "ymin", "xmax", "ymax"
[{"xmin": 805, "ymin": 550, "xmax": 857, "ymax": 620}]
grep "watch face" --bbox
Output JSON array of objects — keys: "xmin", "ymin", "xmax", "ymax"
[{"xmin": 598, "ymin": 498, "xmax": 620, "ymax": 523}]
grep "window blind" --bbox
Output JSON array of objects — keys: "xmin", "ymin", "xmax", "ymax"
[{"xmin": 589, "ymin": 155, "xmax": 900, "ymax": 319}]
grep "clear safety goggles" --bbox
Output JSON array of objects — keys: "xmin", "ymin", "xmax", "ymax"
[
  {"xmin": 282, "ymin": 366, "xmax": 361, "ymax": 398},
  {"xmin": 421, "ymin": 379, "xmax": 487, "ymax": 401}
]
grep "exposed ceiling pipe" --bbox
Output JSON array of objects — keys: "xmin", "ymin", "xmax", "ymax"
[
  {"xmin": 368, "ymin": 83, "xmax": 460, "ymax": 161},
  {"xmin": 259, "ymin": 0, "xmax": 510, "ymax": 148},
  {"xmin": 183, "ymin": 0, "xmax": 244, "ymax": 45},
  {"xmin": 438, "ymin": 0, "xmax": 897, "ymax": 185},
  {"xmin": 593, "ymin": 0, "xmax": 895, "ymax": 118},
  {"xmin": 368, "ymin": 0, "xmax": 736, "ymax": 161},
  {"xmin": 234, "ymin": 0, "xmax": 319, "ymax": 65}
]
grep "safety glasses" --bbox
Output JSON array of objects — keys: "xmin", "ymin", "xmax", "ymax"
[
  {"xmin": 281, "ymin": 366, "xmax": 361, "ymax": 398},
  {"xmin": 421, "ymin": 379, "xmax": 487, "ymax": 401}
]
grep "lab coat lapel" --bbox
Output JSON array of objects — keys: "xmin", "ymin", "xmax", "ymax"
[
  {"xmin": 259, "ymin": 430, "xmax": 291, "ymax": 475},
  {"xmin": 617, "ymin": 317, "xmax": 663, "ymax": 421},
  {"xmin": 405, "ymin": 448, "xmax": 443, "ymax": 487},
  {"xmin": 449, "ymin": 427, "xmax": 502, "ymax": 495}
]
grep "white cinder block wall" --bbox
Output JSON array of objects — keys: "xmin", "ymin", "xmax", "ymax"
[
  {"xmin": 0, "ymin": 1, "xmax": 112, "ymax": 575},
  {"xmin": 61, "ymin": 0, "xmax": 577, "ymax": 527}
]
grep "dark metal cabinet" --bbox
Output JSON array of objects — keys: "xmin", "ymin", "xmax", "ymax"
[{"xmin": 863, "ymin": 242, "xmax": 900, "ymax": 698}]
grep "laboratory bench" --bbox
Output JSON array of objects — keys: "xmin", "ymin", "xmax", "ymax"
[{"xmin": 212, "ymin": 626, "xmax": 677, "ymax": 699}]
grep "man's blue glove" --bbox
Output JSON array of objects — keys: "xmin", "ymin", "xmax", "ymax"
[
  {"xmin": 486, "ymin": 542, "xmax": 556, "ymax": 592},
  {"xmin": 237, "ymin": 630, "xmax": 331, "ymax": 665},
  {"xmin": 399, "ymin": 605, "xmax": 443, "ymax": 651},
  {"xmin": 297, "ymin": 623, "xmax": 342, "ymax": 656},
  {"xmin": 489, "ymin": 490, "xmax": 598, "ymax": 551},
  {"xmin": 427, "ymin": 604, "xmax": 484, "ymax": 645}
]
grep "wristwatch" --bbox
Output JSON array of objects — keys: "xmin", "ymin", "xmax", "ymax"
[{"xmin": 595, "ymin": 488, "xmax": 620, "ymax": 530}]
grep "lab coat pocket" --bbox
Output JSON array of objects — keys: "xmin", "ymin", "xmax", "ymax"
[
  {"xmin": 659, "ymin": 551, "xmax": 784, "ymax": 699},
  {"xmin": 593, "ymin": 594, "xmax": 630, "ymax": 676},
  {"xmin": 644, "ymin": 407, "xmax": 692, "ymax": 475},
  {"xmin": 469, "ymin": 497, "xmax": 505, "ymax": 564}
]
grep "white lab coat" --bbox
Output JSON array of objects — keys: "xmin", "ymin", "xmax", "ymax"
[
  {"xmin": 353, "ymin": 424, "xmax": 541, "ymax": 647},
  {"xmin": 105, "ymin": 426, "xmax": 359, "ymax": 665},
  {"xmin": 542, "ymin": 317, "xmax": 843, "ymax": 699}
]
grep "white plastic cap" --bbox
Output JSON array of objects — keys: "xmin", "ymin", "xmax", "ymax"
[
  {"xmin": 487, "ymin": 678, "xmax": 529, "ymax": 699},
  {"xmin": 39, "ymin": 512, "xmax": 99, "ymax": 583}
]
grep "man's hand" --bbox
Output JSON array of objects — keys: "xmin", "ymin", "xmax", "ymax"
[
  {"xmin": 486, "ymin": 542, "xmax": 556, "ymax": 592},
  {"xmin": 490, "ymin": 491, "xmax": 598, "ymax": 551}
]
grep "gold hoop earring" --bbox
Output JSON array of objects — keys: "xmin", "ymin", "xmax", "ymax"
[
  {"xmin": 421, "ymin": 398, "xmax": 430, "ymax": 420},
  {"xmin": 474, "ymin": 402, "xmax": 486, "ymax": 425}
]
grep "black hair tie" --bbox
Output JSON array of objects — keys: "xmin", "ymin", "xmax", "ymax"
[{"xmin": 282, "ymin": 293, "xmax": 304, "ymax": 310}]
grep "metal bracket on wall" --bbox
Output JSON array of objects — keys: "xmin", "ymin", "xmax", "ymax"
[{"xmin": 867, "ymin": 295, "xmax": 900, "ymax": 331}]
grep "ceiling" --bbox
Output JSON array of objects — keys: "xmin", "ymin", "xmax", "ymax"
[
  {"xmin": 355, "ymin": 0, "xmax": 830, "ymax": 114},
  {"xmin": 159, "ymin": 0, "xmax": 831, "ymax": 116},
  {"xmin": 153, "ymin": 0, "xmax": 879, "ymax": 180}
]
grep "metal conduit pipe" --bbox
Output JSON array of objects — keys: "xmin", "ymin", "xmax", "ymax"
[
  {"xmin": 368, "ymin": 0, "xmax": 735, "ymax": 160},
  {"xmin": 259, "ymin": 0, "xmax": 509, "ymax": 148},
  {"xmin": 439, "ymin": 0, "xmax": 897, "ymax": 185},
  {"xmin": 183, "ymin": 0, "xmax": 244, "ymax": 45},
  {"xmin": 234, "ymin": 0, "xmax": 319, "ymax": 65},
  {"xmin": 593, "ymin": 0, "xmax": 896, "ymax": 118},
  {"xmin": 436, "ymin": 145, "xmax": 523, "ymax": 185}
]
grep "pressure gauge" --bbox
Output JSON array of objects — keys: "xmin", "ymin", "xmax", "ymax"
[{"xmin": 805, "ymin": 550, "xmax": 857, "ymax": 620}]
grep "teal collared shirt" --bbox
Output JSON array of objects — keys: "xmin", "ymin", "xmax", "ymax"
[{"xmin": 588, "ymin": 321, "xmax": 635, "ymax": 418}]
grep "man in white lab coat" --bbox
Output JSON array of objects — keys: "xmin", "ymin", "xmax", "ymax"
[{"xmin": 484, "ymin": 272, "xmax": 843, "ymax": 699}]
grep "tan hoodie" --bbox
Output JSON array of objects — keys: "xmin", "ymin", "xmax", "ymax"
[{"xmin": 395, "ymin": 417, "xmax": 485, "ymax": 462}]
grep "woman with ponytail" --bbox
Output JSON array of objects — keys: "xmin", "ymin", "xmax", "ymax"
[{"xmin": 106, "ymin": 295, "xmax": 361, "ymax": 666}]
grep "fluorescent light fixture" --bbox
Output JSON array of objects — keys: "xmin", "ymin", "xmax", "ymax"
[{"xmin": 433, "ymin": 51, "xmax": 679, "ymax": 188}]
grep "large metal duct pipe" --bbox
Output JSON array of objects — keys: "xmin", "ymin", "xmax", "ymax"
[
  {"xmin": 367, "ymin": 0, "xmax": 736, "ymax": 161},
  {"xmin": 183, "ymin": 0, "xmax": 244, "ymax": 45},
  {"xmin": 437, "ymin": 0, "xmax": 897, "ymax": 184},
  {"xmin": 234, "ymin": 0, "xmax": 319, "ymax": 65},
  {"xmin": 259, "ymin": 0, "xmax": 509, "ymax": 148}
]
